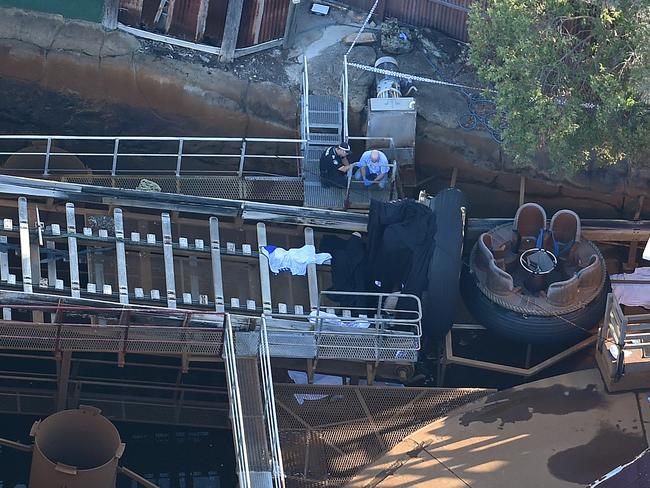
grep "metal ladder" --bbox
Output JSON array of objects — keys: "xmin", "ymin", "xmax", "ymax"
[{"xmin": 301, "ymin": 59, "xmax": 348, "ymax": 210}]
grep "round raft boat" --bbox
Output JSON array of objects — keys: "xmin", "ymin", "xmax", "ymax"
[{"xmin": 462, "ymin": 203, "xmax": 609, "ymax": 344}]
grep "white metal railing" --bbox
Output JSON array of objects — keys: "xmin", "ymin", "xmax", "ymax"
[
  {"xmin": 598, "ymin": 293, "xmax": 650, "ymax": 380},
  {"xmin": 0, "ymin": 135, "xmax": 304, "ymax": 178},
  {"xmin": 267, "ymin": 291, "xmax": 422, "ymax": 362},
  {"xmin": 223, "ymin": 314, "xmax": 253, "ymax": 488},
  {"xmin": 342, "ymin": 55, "xmax": 350, "ymax": 141},
  {"xmin": 260, "ymin": 316, "xmax": 286, "ymax": 488},
  {"xmin": 301, "ymin": 57, "xmax": 311, "ymax": 151}
]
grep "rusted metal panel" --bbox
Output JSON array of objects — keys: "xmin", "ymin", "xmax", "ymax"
[
  {"xmin": 236, "ymin": 0, "xmax": 289, "ymax": 47},
  {"xmin": 258, "ymin": 0, "xmax": 289, "ymax": 43},
  {"xmin": 118, "ymin": 0, "xmax": 143, "ymax": 25},
  {"xmin": 168, "ymin": 0, "xmax": 202, "ymax": 40},
  {"xmin": 385, "ymin": 0, "xmax": 472, "ymax": 41},
  {"xmin": 236, "ymin": 0, "xmax": 258, "ymax": 47},
  {"xmin": 203, "ymin": 0, "xmax": 228, "ymax": 46}
]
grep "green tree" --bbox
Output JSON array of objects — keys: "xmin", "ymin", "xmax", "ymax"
[{"xmin": 468, "ymin": 0, "xmax": 650, "ymax": 173}]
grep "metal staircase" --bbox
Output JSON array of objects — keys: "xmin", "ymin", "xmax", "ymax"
[{"xmin": 300, "ymin": 59, "xmax": 397, "ymax": 210}]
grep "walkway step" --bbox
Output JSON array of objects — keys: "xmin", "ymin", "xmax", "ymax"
[
  {"xmin": 235, "ymin": 357, "xmax": 271, "ymax": 474},
  {"xmin": 304, "ymin": 181, "xmax": 345, "ymax": 209},
  {"xmin": 309, "ymin": 133, "xmax": 342, "ymax": 146}
]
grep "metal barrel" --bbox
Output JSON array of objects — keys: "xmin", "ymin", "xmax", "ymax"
[{"xmin": 29, "ymin": 406, "xmax": 124, "ymax": 488}]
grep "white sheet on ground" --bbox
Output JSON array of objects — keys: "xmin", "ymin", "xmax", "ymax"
[
  {"xmin": 610, "ymin": 267, "xmax": 650, "ymax": 309},
  {"xmin": 261, "ymin": 244, "xmax": 331, "ymax": 275},
  {"xmin": 288, "ymin": 370, "xmax": 343, "ymax": 405}
]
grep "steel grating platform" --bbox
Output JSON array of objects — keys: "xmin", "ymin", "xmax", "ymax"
[{"xmin": 307, "ymin": 95, "xmax": 342, "ymax": 129}]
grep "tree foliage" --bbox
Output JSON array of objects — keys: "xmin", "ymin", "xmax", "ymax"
[{"xmin": 468, "ymin": 0, "xmax": 650, "ymax": 173}]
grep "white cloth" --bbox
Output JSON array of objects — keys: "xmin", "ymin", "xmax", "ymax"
[
  {"xmin": 288, "ymin": 370, "xmax": 343, "ymax": 405},
  {"xmin": 261, "ymin": 244, "xmax": 331, "ymax": 275},
  {"xmin": 610, "ymin": 267, "xmax": 650, "ymax": 309},
  {"xmin": 308, "ymin": 310, "xmax": 370, "ymax": 328}
]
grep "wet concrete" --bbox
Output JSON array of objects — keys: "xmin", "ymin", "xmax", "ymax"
[
  {"xmin": 348, "ymin": 370, "xmax": 648, "ymax": 488},
  {"xmin": 547, "ymin": 425, "xmax": 647, "ymax": 484},
  {"xmin": 459, "ymin": 384, "xmax": 604, "ymax": 427}
]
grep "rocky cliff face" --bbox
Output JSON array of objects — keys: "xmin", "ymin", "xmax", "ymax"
[{"xmin": 0, "ymin": 7, "xmax": 297, "ymax": 138}]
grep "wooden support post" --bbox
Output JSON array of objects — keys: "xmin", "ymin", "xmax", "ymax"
[
  {"xmin": 114, "ymin": 209, "xmax": 129, "ymax": 305},
  {"xmin": 161, "ymin": 213, "xmax": 177, "ymax": 309},
  {"xmin": 56, "ymin": 351, "xmax": 72, "ymax": 411},
  {"xmin": 18, "ymin": 198, "xmax": 33, "ymax": 293},
  {"xmin": 304, "ymin": 227, "xmax": 319, "ymax": 311},
  {"xmin": 0, "ymin": 235, "xmax": 9, "ymax": 320},
  {"xmin": 189, "ymin": 256, "xmax": 200, "ymax": 300},
  {"xmin": 257, "ymin": 223, "xmax": 273, "ymax": 314},
  {"xmin": 102, "ymin": 0, "xmax": 120, "ymax": 29},
  {"xmin": 366, "ymin": 362, "xmax": 377, "ymax": 386},
  {"xmin": 450, "ymin": 167, "xmax": 458, "ymax": 188},
  {"xmin": 518, "ymin": 176, "xmax": 526, "ymax": 207},
  {"xmin": 195, "ymin": 0, "xmax": 209, "ymax": 41},
  {"xmin": 66, "ymin": 203, "xmax": 81, "ymax": 299},
  {"xmin": 282, "ymin": 0, "xmax": 297, "ymax": 48},
  {"xmin": 209, "ymin": 217, "xmax": 225, "ymax": 313},
  {"xmin": 46, "ymin": 241, "xmax": 57, "ymax": 288},
  {"xmin": 220, "ymin": 0, "xmax": 244, "ymax": 62}
]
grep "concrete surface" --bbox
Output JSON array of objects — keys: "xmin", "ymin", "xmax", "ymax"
[{"xmin": 347, "ymin": 369, "xmax": 647, "ymax": 487}]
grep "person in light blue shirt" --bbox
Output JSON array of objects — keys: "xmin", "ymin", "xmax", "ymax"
[{"xmin": 354, "ymin": 150, "xmax": 390, "ymax": 189}]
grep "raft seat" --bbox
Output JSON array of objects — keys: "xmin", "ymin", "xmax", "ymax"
[
  {"xmin": 546, "ymin": 274, "xmax": 579, "ymax": 307},
  {"xmin": 486, "ymin": 259, "xmax": 514, "ymax": 294},
  {"xmin": 577, "ymin": 254, "xmax": 600, "ymax": 289},
  {"xmin": 550, "ymin": 209, "xmax": 581, "ymax": 261},
  {"xmin": 512, "ymin": 203, "xmax": 547, "ymax": 252}
]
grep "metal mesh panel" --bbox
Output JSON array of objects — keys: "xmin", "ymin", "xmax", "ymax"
[
  {"xmin": 315, "ymin": 334, "xmax": 419, "ymax": 362},
  {"xmin": 0, "ymin": 323, "xmax": 222, "ymax": 355},
  {"xmin": 179, "ymin": 176, "xmax": 242, "ymax": 199},
  {"xmin": 244, "ymin": 177, "xmax": 304, "ymax": 201},
  {"xmin": 0, "ymin": 323, "xmax": 58, "ymax": 350},
  {"xmin": 125, "ymin": 326, "xmax": 223, "ymax": 355},
  {"xmin": 61, "ymin": 175, "xmax": 303, "ymax": 201},
  {"xmin": 275, "ymin": 384, "xmax": 492, "ymax": 488},
  {"xmin": 59, "ymin": 325, "xmax": 123, "ymax": 352}
]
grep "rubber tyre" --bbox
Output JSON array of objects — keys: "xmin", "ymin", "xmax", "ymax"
[
  {"xmin": 422, "ymin": 188, "xmax": 467, "ymax": 340},
  {"xmin": 460, "ymin": 268, "xmax": 609, "ymax": 345}
]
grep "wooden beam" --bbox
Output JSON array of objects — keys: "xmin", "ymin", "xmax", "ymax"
[
  {"xmin": 18, "ymin": 198, "xmax": 32, "ymax": 294},
  {"xmin": 220, "ymin": 0, "xmax": 245, "ymax": 62},
  {"xmin": 450, "ymin": 167, "xmax": 458, "ymax": 188},
  {"xmin": 257, "ymin": 223, "xmax": 273, "ymax": 314},
  {"xmin": 161, "ymin": 213, "xmax": 177, "ymax": 309},
  {"xmin": 114, "ymin": 208, "xmax": 129, "ymax": 305},
  {"xmin": 195, "ymin": 0, "xmax": 210, "ymax": 41},
  {"xmin": 209, "ymin": 217, "xmax": 225, "ymax": 313},
  {"xmin": 304, "ymin": 227, "xmax": 319, "ymax": 311},
  {"xmin": 102, "ymin": 0, "xmax": 120, "ymax": 29},
  {"xmin": 282, "ymin": 0, "xmax": 297, "ymax": 49},
  {"xmin": 56, "ymin": 351, "xmax": 72, "ymax": 411}
]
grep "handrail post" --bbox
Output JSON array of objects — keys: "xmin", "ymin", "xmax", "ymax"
[
  {"xmin": 175, "ymin": 138, "xmax": 184, "ymax": 177},
  {"xmin": 43, "ymin": 137, "xmax": 52, "ymax": 176},
  {"xmin": 111, "ymin": 138, "xmax": 120, "ymax": 177},
  {"xmin": 238, "ymin": 139, "xmax": 247, "ymax": 178}
]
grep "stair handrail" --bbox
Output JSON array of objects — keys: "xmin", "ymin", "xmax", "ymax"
[
  {"xmin": 342, "ymin": 55, "xmax": 349, "ymax": 142},
  {"xmin": 302, "ymin": 57, "xmax": 311, "ymax": 147},
  {"xmin": 260, "ymin": 315, "xmax": 286, "ymax": 487},
  {"xmin": 223, "ymin": 313, "xmax": 252, "ymax": 488}
]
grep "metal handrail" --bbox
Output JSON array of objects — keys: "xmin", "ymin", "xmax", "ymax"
[
  {"xmin": 0, "ymin": 135, "xmax": 305, "ymax": 178},
  {"xmin": 223, "ymin": 314, "xmax": 252, "ymax": 488},
  {"xmin": 342, "ymin": 55, "xmax": 349, "ymax": 141},
  {"xmin": 260, "ymin": 316, "xmax": 286, "ymax": 488},
  {"xmin": 266, "ymin": 291, "xmax": 422, "ymax": 362},
  {"xmin": 302, "ymin": 57, "xmax": 311, "ymax": 146}
]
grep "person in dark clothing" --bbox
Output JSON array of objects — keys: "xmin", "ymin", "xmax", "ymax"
[{"xmin": 319, "ymin": 142, "xmax": 352, "ymax": 188}]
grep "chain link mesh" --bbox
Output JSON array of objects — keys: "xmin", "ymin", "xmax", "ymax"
[{"xmin": 275, "ymin": 384, "xmax": 492, "ymax": 487}]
